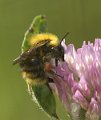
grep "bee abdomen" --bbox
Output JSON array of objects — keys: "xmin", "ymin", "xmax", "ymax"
[{"xmin": 22, "ymin": 71, "xmax": 47, "ymax": 86}]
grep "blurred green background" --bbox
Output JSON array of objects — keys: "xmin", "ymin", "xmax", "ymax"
[{"xmin": 0, "ymin": 0, "xmax": 101, "ymax": 120}]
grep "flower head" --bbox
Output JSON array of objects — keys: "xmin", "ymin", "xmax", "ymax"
[{"xmin": 51, "ymin": 39, "xmax": 101, "ymax": 120}]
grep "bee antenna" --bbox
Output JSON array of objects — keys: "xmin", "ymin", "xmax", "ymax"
[{"xmin": 60, "ymin": 32, "xmax": 69, "ymax": 43}]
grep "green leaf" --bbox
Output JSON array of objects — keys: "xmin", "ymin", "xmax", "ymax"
[
  {"xmin": 32, "ymin": 85, "xmax": 60, "ymax": 120},
  {"xmin": 22, "ymin": 15, "xmax": 47, "ymax": 52}
]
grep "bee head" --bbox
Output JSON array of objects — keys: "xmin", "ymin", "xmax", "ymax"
[
  {"xmin": 50, "ymin": 32, "xmax": 69, "ymax": 66},
  {"xmin": 51, "ymin": 45, "xmax": 64, "ymax": 61}
]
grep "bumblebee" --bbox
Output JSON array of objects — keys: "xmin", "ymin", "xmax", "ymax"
[
  {"xmin": 13, "ymin": 15, "xmax": 68, "ymax": 120},
  {"xmin": 13, "ymin": 33, "xmax": 66, "ymax": 86}
]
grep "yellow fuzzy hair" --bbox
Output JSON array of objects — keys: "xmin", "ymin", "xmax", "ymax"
[
  {"xmin": 22, "ymin": 72, "xmax": 47, "ymax": 86},
  {"xmin": 29, "ymin": 33, "xmax": 59, "ymax": 47}
]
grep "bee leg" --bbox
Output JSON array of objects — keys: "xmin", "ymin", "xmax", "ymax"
[
  {"xmin": 46, "ymin": 79, "xmax": 53, "ymax": 94},
  {"xmin": 48, "ymin": 78, "xmax": 54, "ymax": 83},
  {"xmin": 55, "ymin": 58, "xmax": 58, "ymax": 66}
]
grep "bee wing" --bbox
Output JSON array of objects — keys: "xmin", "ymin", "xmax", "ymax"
[
  {"xmin": 13, "ymin": 40, "xmax": 50, "ymax": 65},
  {"xmin": 34, "ymin": 40, "xmax": 50, "ymax": 48},
  {"xmin": 28, "ymin": 40, "xmax": 50, "ymax": 54}
]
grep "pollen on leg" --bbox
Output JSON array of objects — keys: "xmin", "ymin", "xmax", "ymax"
[{"xmin": 44, "ymin": 62, "xmax": 52, "ymax": 72}]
